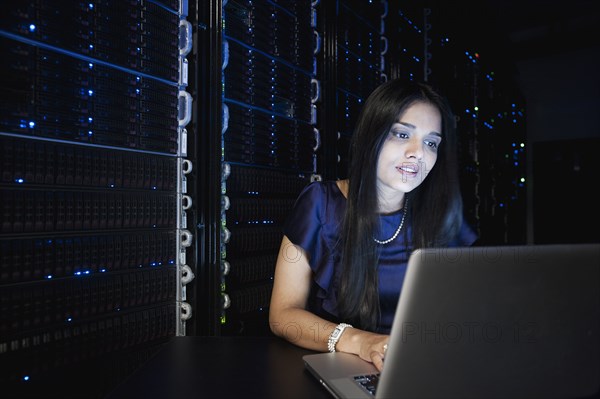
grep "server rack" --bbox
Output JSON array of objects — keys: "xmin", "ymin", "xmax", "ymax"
[
  {"xmin": 0, "ymin": 0, "xmax": 193, "ymax": 396},
  {"xmin": 382, "ymin": 1, "xmax": 527, "ymax": 244},
  {"xmin": 216, "ymin": 0, "xmax": 316, "ymax": 335},
  {"xmin": 317, "ymin": 0, "xmax": 384, "ymax": 180}
]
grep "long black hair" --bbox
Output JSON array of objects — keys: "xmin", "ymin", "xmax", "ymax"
[{"xmin": 337, "ymin": 79, "xmax": 464, "ymax": 331}]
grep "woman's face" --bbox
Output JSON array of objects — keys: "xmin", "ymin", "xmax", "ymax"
[{"xmin": 376, "ymin": 101, "xmax": 442, "ymax": 208}]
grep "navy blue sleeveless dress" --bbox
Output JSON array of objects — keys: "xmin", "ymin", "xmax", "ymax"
[{"xmin": 283, "ymin": 180, "xmax": 477, "ymax": 333}]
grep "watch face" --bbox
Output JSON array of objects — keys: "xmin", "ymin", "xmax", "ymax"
[{"xmin": 331, "ymin": 329, "xmax": 342, "ymax": 339}]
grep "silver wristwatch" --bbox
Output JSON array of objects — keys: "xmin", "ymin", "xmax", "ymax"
[{"xmin": 327, "ymin": 323, "xmax": 353, "ymax": 352}]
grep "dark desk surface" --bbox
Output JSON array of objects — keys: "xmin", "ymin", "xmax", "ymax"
[{"xmin": 107, "ymin": 336, "xmax": 331, "ymax": 399}]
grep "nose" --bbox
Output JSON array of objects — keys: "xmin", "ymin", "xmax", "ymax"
[{"xmin": 405, "ymin": 137, "xmax": 424, "ymax": 160}]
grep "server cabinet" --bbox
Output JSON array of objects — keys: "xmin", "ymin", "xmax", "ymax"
[
  {"xmin": 383, "ymin": 1, "xmax": 527, "ymax": 244},
  {"xmin": 0, "ymin": 1, "xmax": 193, "ymax": 396},
  {"xmin": 217, "ymin": 0, "xmax": 316, "ymax": 335}
]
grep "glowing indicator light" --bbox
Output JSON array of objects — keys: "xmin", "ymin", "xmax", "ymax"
[
  {"xmin": 29, "ymin": 24, "xmax": 36, "ymax": 32},
  {"xmin": 29, "ymin": 121, "xmax": 35, "ymax": 128},
  {"xmin": 46, "ymin": 275, "xmax": 53, "ymax": 279},
  {"xmin": 520, "ymin": 178, "xmax": 526, "ymax": 183},
  {"xmin": 88, "ymin": 90, "xmax": 94, "ymax": 96},
  {"xmin": 23, "ymin": 376, "xmax": 30, "ymax": 381},
  {"xmin": 15, "ymin": 178, "xmax": 24, "ymax": 184},
  {"xmin": 520, "ymin": 143, "xmax": 525, "ymax": 147}
]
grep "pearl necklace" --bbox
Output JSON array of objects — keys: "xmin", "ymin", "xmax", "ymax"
[{"xmin": 373, "ymin": 198, "xmax": 408, "ymax": 245}]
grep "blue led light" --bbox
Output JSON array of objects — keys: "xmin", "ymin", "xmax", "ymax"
[
  {"xmin": 88, "ymin": 117, "xmax": 93, "ymax": 122},
  {"xmin": 100, "ymin": 268, "xmax": 107, "ymax": 272},
  {"xmin": 29, "ymin": 121, "xmax": 35, "ymax": 128},
  {"xmin": 89, "ymin": 3, "xmax": 94, "ymax": 9},
  {"xmin": 23, "ymin": 376, "xmax": 30, "ymax": 381},
  {"xmin": 88, "ymin": 89, "xmax": 94, "ymax": 96},
  {"xmin": 67, "ymin": 317, "xmax": 72, "ymax": 322},
  {"xmin": 88, "ymin": 63, "xmax": 93, "ymax": 68},
  {"xmin": 15, "ymin": 178, "xmax": 24, "ymax": 184},
  {"xmin": 29, "ymin": 24, "xmax": 36, "ymax": 32},
  {"xmin": 46, "ymin": 275, "xmax": 53, "ymax": 279},
  {"xmin": 75, "ymin": 271, "xmax": 82, "ymax": 276}
]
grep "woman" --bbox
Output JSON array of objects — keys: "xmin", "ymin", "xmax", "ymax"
[{"xmin": 269, "ymin": 79, "xmax": 477, "ymax": 372}]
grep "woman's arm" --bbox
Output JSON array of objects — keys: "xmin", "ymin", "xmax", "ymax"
[{"xmin": 269, "ymin": 235, "xmax": 388, "ymax": 371}]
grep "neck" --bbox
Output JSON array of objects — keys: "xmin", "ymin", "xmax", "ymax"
[{"xmin": 377, "ymin": 194, "xmax": 405, "ymax": 214}]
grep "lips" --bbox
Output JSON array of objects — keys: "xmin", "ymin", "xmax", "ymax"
[{"xmin": 396, "ymin": 163, "xmax": 419, "ymax": 175}]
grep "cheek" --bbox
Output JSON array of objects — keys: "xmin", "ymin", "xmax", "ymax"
[{"xmin": 423, "ymin": 153, "xmax": 438, "ymax": 175}]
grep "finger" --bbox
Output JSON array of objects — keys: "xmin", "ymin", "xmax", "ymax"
[{"xmin": 371, "ymin": 351, "xmax": 385, "ymax": 372}]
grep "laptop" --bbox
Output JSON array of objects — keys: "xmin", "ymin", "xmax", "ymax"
[{"xmin": 303, "ymin": 243, "xmax": 600, "ymax": 399}]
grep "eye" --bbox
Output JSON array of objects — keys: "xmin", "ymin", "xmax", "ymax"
[
  {"xmin": 424, "ymin": 139, "xmax": 440, "ymax": 149},
  {"xmin": 390, "ymin": 130, "xmax": 409, "ymax": 140}
]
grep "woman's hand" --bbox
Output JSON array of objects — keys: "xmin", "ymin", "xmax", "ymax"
[{"xmin": 336, "ymin": 328, "xmax": 389, "ymax": 372}]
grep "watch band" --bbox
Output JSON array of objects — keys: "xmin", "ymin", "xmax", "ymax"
[{"xmin": 327, "ymin": 323, "xmax": 353, "ymax": 353}]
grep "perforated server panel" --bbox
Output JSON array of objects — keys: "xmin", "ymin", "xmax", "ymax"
[
  {"xmin": 422, "ymin": 2, "xmax": 527, "ymax": 244},
  {"xmin": 219, "ymin": 0, "xmax": 315, "ymax": 335},
  {"xmin": 317, "ymin": 0, "xmax": 384, "ymax": 180},
  {"xmin": 0, "ymin": 1, "xmax": 192, "ymax": 396}
]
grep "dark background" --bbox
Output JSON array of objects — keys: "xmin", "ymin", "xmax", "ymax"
[{"xmin": 466, "ymin": 0, "xmax": 600, "ymax": 243}]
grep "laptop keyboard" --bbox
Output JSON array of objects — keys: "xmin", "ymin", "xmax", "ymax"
[{"xmin": 353, "ymin": 373, "xmax": 380, "ymax": 396}]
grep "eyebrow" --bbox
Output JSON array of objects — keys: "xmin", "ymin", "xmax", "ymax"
[{"xmin": 397, "ymin": 122, "xmax": 442, "ymax": 137}]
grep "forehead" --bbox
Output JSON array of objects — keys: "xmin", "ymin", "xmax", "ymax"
[{"xmin": 396, "ymin": 102, "xmax": 442, "ymax": 130}]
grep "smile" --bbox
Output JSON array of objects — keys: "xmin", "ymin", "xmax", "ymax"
[{"xmin": 396, "ymin": 164, "xmax": 419, "ymax": 175}]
